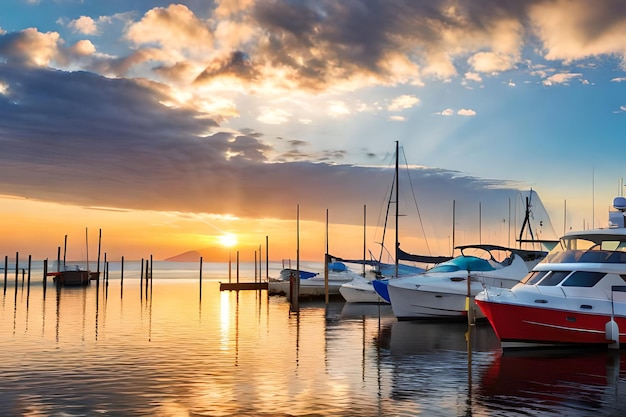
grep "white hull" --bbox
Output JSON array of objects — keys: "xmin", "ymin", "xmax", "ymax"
[
  {"xmin": 339, "ymin": 276, "xmax": 388, "ymax": 303},
  {"xmin": 388, "ymin": 249, "xmax": 533, "ymax": 320},
  {"xmin": 269, "ymin": 271, "xmax": 359, "ymax": 300},
  {"xmin": 388, "ymin": 282, "xmax": 481, "ymax": 319}
]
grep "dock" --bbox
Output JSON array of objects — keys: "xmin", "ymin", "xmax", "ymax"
[{"xmin": 219, "ymin": 282, "xmax": 268, "ymax": 291}]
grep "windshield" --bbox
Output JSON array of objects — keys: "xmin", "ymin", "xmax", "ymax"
[{"xmin": 543, "ymin": 234, "xmax": 626, "ymax": 264}]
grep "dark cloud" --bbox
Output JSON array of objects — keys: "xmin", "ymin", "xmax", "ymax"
[
  {"xmin": 0, "ymin": 62, "xmax": 551, "ymax": 239},
  {"xmin": 194, "ymin": 51, "xmax": 259, "ymax": 85}
]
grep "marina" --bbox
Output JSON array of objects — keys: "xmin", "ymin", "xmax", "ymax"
[{"xmin": 2, "ymin": 261, "xmax": 626, "ymax": 416}]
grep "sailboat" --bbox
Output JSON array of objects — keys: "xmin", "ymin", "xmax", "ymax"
[
  {"xmin": 340, "ymin": 141, "xmax": 448, "ymax": 303},
  {"xmin": 47, "ymin": 229, "xmax": 99, "ymax": 286}
]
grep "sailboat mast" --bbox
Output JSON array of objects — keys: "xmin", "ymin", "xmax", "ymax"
[{"xmin": 395, "ymin": 141, "xmax": 399, "ymax": 278}]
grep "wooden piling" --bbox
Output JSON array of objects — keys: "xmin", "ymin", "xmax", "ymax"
[
  {"xmin": 27, "ymin": 255, "xmax": 31, "ymax": 293},
  {"xmin": 120, "ymin": 256, "xmax": 124, "ymax": 298},
  {"xmin": 14, "ymin": 252, "xmax": 18, "ymax": 291},
  {"xmin": 199, "ymin": 256, "xmax": 203, "ymax": 301},
  {"xmin": 43, "ymin": 259, "xmax": 47, "ymax": 296},
  {"xmin": 3, "ymin": 255, "xmax": 7, "ymax": 295},
  {"xmin": 140, "ymin": 257, "xmax": 144, "ymax": 299}
]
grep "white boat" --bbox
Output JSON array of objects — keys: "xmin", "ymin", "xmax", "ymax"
[
  {"xmin": 475, "ymin": 197, "xmax": 626, "ymax": 350},
  {"xmin": 340, "ymin": 141, "xmax": 448, "ymax": 304},
  {"xmin": 268, "ymin": 261, "xmax": 361, "ymax": 299},
  {"xmin": 339, "ymin": 274, "xmax": 388, "ymax": 303},
  {"xmin": 387, "ymin": 245, "xmax": 546, "ymax": 320}
]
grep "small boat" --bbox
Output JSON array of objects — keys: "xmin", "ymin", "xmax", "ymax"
[
  {"xmin": 341, "ymin": 262, "xmax": 429, "ymax": 303},
  {"xmin": 339, "ymin": 275, "xmax": 388, "ymax": 303},
  {"xmin": 47, "ymin": 265, "xmax": 91, "ymax": 286},
  {"xmin": 475, "ymin": 197, "xmax": 626, "ymax": 350},
  {"xmin": 269, "ymin": 260, "xmax": 361, "ymax": 299},
  {"xmin": 387, "ymin": 244, "xmax": 547, "ymax": 320}
]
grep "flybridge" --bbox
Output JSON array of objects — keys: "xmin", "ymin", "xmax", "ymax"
[{"xmin": 609, "ymin": 196, "xmax": 626, "ymax": 228}]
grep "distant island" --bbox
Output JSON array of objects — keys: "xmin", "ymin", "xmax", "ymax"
[{"xmin": 164, "ymin": 250, "xmax": 203, "ymax": 262}]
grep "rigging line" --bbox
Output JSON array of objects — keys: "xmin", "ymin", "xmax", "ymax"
[
  {"xmin": 400, "ymin": 146, "xmax": 432, "ymax": 255},
  {"xmin": 377, "ymin": 172, "xmax": 394, "ymax": 264}
]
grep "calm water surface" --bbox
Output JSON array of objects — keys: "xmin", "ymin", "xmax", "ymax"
[{"xmin": 2, "ymin": 262, "xmax": 626, "ymax": 416}]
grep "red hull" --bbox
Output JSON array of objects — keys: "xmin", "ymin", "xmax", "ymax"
[{"xmin": 476, "ymin": 298, "xmax": 626, "ymax": 347}]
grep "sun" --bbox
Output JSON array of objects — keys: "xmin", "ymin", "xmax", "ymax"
[{"xmin": 218, "ymin": 233, "xmax": 238, "ymax": 248}]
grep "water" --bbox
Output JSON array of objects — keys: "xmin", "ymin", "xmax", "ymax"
[{"xmin": 2, "ymin": 262, "xmax": 626, "ymax": 416}]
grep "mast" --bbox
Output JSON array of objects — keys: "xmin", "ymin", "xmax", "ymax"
[{"xmin": 394, "ymin": 140, "xmax": 399, "ymax": 278}]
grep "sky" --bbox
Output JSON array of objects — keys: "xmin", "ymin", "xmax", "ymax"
[{"xmin": 1, "ymin": 0, "xmax": 626, "ymax": 263}]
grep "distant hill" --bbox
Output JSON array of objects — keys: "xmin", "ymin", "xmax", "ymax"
[
  {"xmin": 164, "ymin": 250, "xmax": 203, "ymax": 262},
  {"xmin": 165, "ymin": 247, "xmax": 248, "ymax": 262},
  {"xmin": 165, "ymin": 246, "xmax": 283, "ymax": 263}
]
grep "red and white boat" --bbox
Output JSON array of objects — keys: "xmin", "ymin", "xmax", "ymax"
[{"xmin": 476, "ymin": 197, "xmax": 626, "ymax": 349}]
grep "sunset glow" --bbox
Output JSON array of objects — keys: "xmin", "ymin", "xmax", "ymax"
[{"xmin": 218, "ymin": 233, "xmax": 238, "ymax": 248}]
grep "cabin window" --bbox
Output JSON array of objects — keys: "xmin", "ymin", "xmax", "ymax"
[
  {"xmin": 561, "ymin": 271, "xmax": 605, "ymax": 287},
  {"xmin": 538, "ymin": 271, "xmax": 571, "ymax": 286},
  {"xmin": 521, "ymin": 270, "xmax": 548, "ymax": 285}
]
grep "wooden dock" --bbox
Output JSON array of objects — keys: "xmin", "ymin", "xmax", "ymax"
[{"xmin": 219, "ymin": 282, "xmax": 268, "ymax": 291}]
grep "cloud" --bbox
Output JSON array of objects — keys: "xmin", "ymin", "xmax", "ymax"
[
  {"xmin": 68, "ymin": 16, "xmax": 98, "ymax": 35},
  {"xmin": 388, "ymin": 94, "xmax": 420, "ymax": 111},
  {"xmin": 257, "ymin": 107, "xmax": 291, "ymax": 124},
  {"xmin": 328, "ymin": 101, "xmax": 351, "ymax": 117},
  {"xmin": 529, "ymin": 0, "xmax": 626, "ymax": 63},
  {"xmin": 0, "ymin": 62, "xmax": 533, "ymax": 233},
  {"xmin": 439, "ymin": 108, "xmax": 454, "ymax": 116},
  {"xmin": 458, "ymin": 108, "xmax": 476, "ymax": 116},
  {"xmin": 0, "ymin": 28, "xmax": 60, "ymax": 66},
  {"xmin": 468, "ymin": 52, "xmax": 518, "ymax": 73},
  {"xmin": 464, "ymin": 72, "xmax": 482, "ymax": 83},
  {"xmin": 126, "ymin": 4, "xmax": 214, "ymax": 58},
  {"xmin": 542, "ymin": 72, "xmax": 582, "ymax": 86}
]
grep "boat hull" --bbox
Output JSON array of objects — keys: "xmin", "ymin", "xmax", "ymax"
[
  {"xmin": 476, "ymin": 298, "xmax": 625, "ymax": 349},
  {"xmin": 339, "ymin": 277, "xmax": 387, "ymax": 303},
  {"xmin": 388, "ymin": 283, "xmax": 478, "ymax": 320},
  {"xmin": 49, "ymin": 270, "xmax": 91, "ymax": 286}
]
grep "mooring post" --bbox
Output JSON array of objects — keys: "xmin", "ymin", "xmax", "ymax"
[
  {"xmin": 43, "ymin": 259, "xmax": 48, "ymax": 296},
  {"xmin": 145, "ymin": 258, "xmax": 149, "ymax": 300},
  {"xmin": 120, "ymin": 256, "xmax": 124, "ymax": 299},
  {"xmin": 3, "ymin": 255, "xmax": 7, "ymax": 295},
  {"xmin": 140, "ymin": 258, "xmax": 144, "ymax": 300},
  {"xmin": 236, "ymin": 251, "xmax": 240, "ymax": 284},
  {"xmin": 27, "ymin": 255, "xmax": 31, "ymax": 294},
  {"xmin": 14, "ymin": 252, "xmax": 19, "ymax": 291},
  {"xmin": 199, "ymin": 256, "xmax": 203, "ymax": 301}
]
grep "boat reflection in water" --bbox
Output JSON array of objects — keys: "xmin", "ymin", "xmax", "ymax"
[
  {"xmin": 373, "ymin": 320, "xmax": 501, "ymax": 415},
  {"xmin": 478, "ymin": 349, "xmax": 626, "ymax": 416}
]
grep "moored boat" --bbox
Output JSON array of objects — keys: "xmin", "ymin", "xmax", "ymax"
[
  {"xmin": 48, "ymin": 265, "xmax": 91, "ymax": 286},
  {"xmin": 475, "ymin": 197, "xmax": 626, "ymax": 349},
  {"xmin": 387, "ymin": 244, "xmax": 546, "ymax": 320}
]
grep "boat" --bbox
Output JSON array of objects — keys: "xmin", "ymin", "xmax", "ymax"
[
  {"xmin": 339, "ymin": 274, "xmax": 389, "ymax": 303},
  {"xmin": 47, "ymin": 230, "xmax": 99, "ymax": 287},
  {"xmin": 475, "ymin": 196, "xmax": 626, "ymax": 349},
  {"xmin": 268, "ymin": 260, "xmax": 362, "ymax": 299},
  {"xmin": 387, "ymin": 244, "xmax": 547, "ymax": 320},
  {"xmin": 340, "ymin": 141, "xmax": 449, "ymax": 303},
  {"xmin": 47, "ymin": 265, "xmax": 91, "ymax": 286}
]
